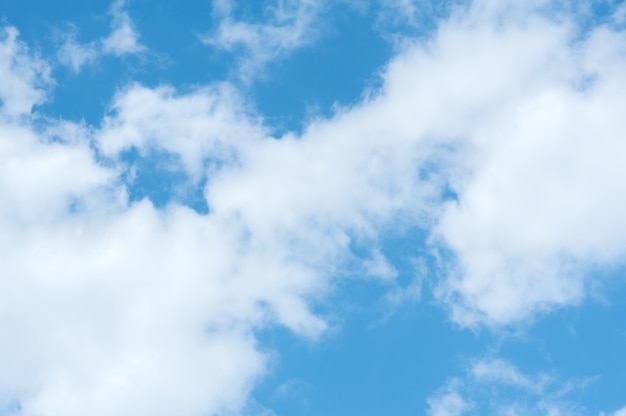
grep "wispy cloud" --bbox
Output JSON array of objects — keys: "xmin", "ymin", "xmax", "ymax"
[
  {"xmin": 427, "ymin": 356, "xmax": 594, "ymax": 415},
  {"xmin": 0, "ymin": 26, "xmax": 51, "ymax": 117},
  {"xmin": 56, "ymin": 27, "xmax": 98, "ymax": 72},
  {"xmin": 56, "ymin": 0, "xmax": 145, "ymax": 72},
  {"xmin": 102, "ymin": 0, "xmax": 145, "ymax": 56},
  {"xmin": 201, "ymin": 0, "xmax": 323, "ymax": 81},
  {"xmin": 3, "ymin": 0, "xmax": 626, "ymax": 414},
  {"xmin": 427, "ymin": 379, "xmax": 472, "ymax": 416}
]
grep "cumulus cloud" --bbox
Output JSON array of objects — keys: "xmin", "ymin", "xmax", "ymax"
[
  {"xmin": 1, "ymin": 25, "xmax": 320, "ymax": 416},
  {"xmin": 201, "ymin": 0, "xmax": 323, "ymax": 80},
  {"xmin": 390, "ymin": 0, "xmax": 626, "ymax": 327},
  {"xmin": 4, "ymin": 0, "xmax": 626, "ymax": 413},
  {"xmin": 1, "ymin": 12, "xmax": 442, "ymax": 413}
]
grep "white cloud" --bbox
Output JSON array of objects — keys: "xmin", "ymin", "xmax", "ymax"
[
  {"xmin": 427, "ymin": 356, "xmax": 590, "ymax": 415},
  {"xmin": 0, "ymin": 8, "xmax": 435, "ymax": 409},
  {"xmin": 57, "ymin": 30, "xmax": 98, "ymax": 73},
  {"xmin": 364, "ymin": 249, "xmax": 399, "ymax": 280},
  {"xmin": 4, "ymin": 0, "xmax": 626, "ymax": 413},
  {"xmin": 0, "ymin": 27, "xmax": 51, "ymax": 118},
  {"xmin": 0, "ymin": 25, "xmax": 321, "ymax": 416},
  {"xmin": 0, "ymin": 10, "xmax": 446, "ymax": 411},
  {"xmin": 613, "ymin": 406, "xmax": 626, "ymax": 416},
  {"xmin": 430, "ymin": 14, "xmax": 626, "ymax": 325},
  {"xmin": 368, "ymin": 0, "xmax": 626, "ymax": 327},
  {"xmin": 202, "ymin": 0, "xmax": 323, "ymax": 81},
  {"xmin": 97, "ymin": 82, "xmax": 263, "ymax": 178},
  {"xmin": 102, "ymin": 0, "xmax": 145, "ymax": 56},
  {"xmin": 426, "ymin": 379, "xmax": 472, "ymax": 416},
  {"xmin": 57, "ymin": 0, "xmax": 145, "ymax": 72},
  {"xmin": 61, "ymin": 0, "xmax": 626, "ymax": 333},
  {"xmin": 0, "ymin": 121, "xmax": 294, "ymax": 415},
  {"xmin": 471, "ymin": 358, "xmax": 549, "ymax": 393},
  {"xmin": 599, "ymin": 406, "xmax": 626, "ymax": 416}
]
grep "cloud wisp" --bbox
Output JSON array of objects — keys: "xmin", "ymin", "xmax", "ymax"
[
  {"xmin": 56, "ymin": 0, "xmax": 145, "ymax": 73},
  {"xmin": 201, "ymin": 0, "xmax": 324, "ymax": 81},
  {"xmin": 427, "ymin": 356, "xmax": 593, "ymax": 415}
]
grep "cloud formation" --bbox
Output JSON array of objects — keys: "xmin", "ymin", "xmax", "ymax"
[
  {"xmin": 202, "ymin": 0, "xmax": 323, "ymax": 81},
  {"xmin": 102, "ymin": 0, "xmax": 145, "ymax": 56},
  {"xmin": 0, "ymin": 27, "xmax": 51, "ymax": 117},
  {"xmin": 56, "ymin": 0, "xmax": 145, "ymax": 72},
  {"xmin": 427, "ymin": 356, "xmax": 592, "ymax": 415},
  {"xmin": 430, "ymin": 3, "xmax": 626, "ymax": 326},
  {"xmin": 2, "ymin": 0, "xmax": 626, "ymax": 414}
]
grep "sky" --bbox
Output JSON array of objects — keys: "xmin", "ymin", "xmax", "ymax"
[{"xmin": 1, "ymin": 0, "xmax": 626, "ymax": 415}]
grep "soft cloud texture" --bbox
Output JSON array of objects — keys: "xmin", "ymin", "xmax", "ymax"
[
  {"xmin": 3, "ymin": 0, "xmax": 626, "ymax": 414},
  {"xmin": 401, "ymin": 0, "xmax": 626, "ymax": 327},
  {"xmin": 427, "ymin": 356, "xmax": 590, "ymax": 415},
  {"xmin": 102, "ymin": 0, "xmax": 145, "ymax": 56},
  {"xmin": 0, "ymin": 27, "xmax": 50, "ymax": 118},
  {"xmin": 2, "ymin": 8, "xmax": 444, "ymax": 411},
  {"xmin": 56, "ymin": 0, "xmax": 144, "ymax": 72},
  {"xmin": 56, "ymin": 29, "xmax": 99, "ymax": 73},
  {"xmin": 612, "ymin": 406, "xmax": 626, "ymax": 416},
  {"xmin": 202, "ymin": 0, "xmax": 323, "ymax": 80},
  {"xmin": 1, "ymin": 26, "xmax": 312, "ymax": 416},
  {"xmin": 427, "ymin": 379, "xmax": 472, "ymax": 416}
]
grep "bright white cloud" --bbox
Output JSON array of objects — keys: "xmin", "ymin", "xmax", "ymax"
[
  {"xmin": 396, "ymin": 1, "xmax": 626, "ymax": 327},
  {"xmin": 97, "ymin": 82, "xmax": 263, "ymax": 178},
  {"xmin": 1, "ymin": 10, "xmax": 445, "ymax": 411},
  {"xmin": 2, "ymin": 12, "xmax": 429, "ymax": 412},
  {"xmin": 202, "ymin": 0, "xmax": 323, "ymax": 80},
  {"xmin": 4, "ymin": 0, "xmax": 626, "ymax": 413},
  {"xmin": 0, "ymin": 25, "xmax": 320, "ymax": 416}
]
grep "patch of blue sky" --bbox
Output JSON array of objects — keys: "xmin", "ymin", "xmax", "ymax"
[
  {"xmin": 511, "ymin": 273, "xmax": 626, "ymax": 413},
  {"xmin": 256, "ymin": 283, "xmax": 626, "ymax": 414},
  {"xmin": 253, "ymin": 227, "xmax": 477, "ymax": 415},
  {"xmin": 254, "ymin": 227, "xmax": 626, "ymax": 414},
  {"xmin": 250, "ymin": 4, "xmax": 392, "ymax": 135},
  {"xmin": 118, "ymin": 147, "xmax": 210, "ymax": 212},
  {"xmin": 254, "ymin": 291, "xmax": 489, "ymax": 416},
  {"xmin": 3, "ymin": 1, "xmax": 390, "ymax": 132}
]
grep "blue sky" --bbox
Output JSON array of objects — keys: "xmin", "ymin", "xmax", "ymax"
[{"xmin": 1, "ymin": 0, "xmax": 626, "ymax": 415}]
